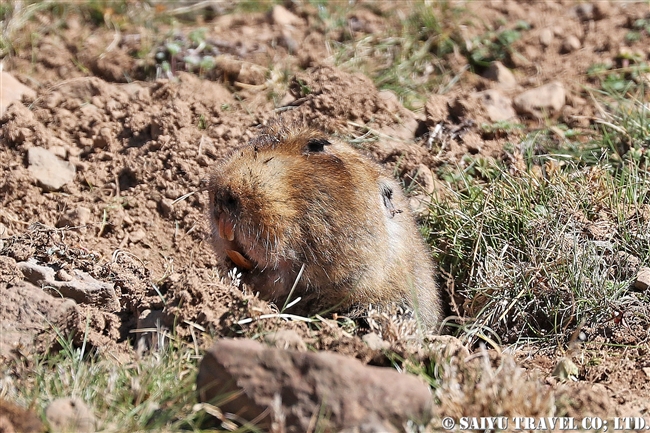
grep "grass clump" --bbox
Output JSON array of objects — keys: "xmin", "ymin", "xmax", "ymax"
[
  {"xmin": 329, "ymin": 1, "xmax": 467, "ymax": 109},
  {"xmin": 465, "ymin": 20, "xmax": 529, "ymax": 68},
  {"xmin": 423, "ymin": 155, "xmax": 650, "ymax": 346},
  {"xmin": 1, "ymin": 335, "xmax": 212, "ymax": 432}
]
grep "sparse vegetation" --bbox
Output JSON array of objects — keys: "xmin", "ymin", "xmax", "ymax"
[
  {"xmin": 422, "ymin": 89, "xmax": 650, "ymax": 347},
  {"xmin": 2, "ymin": 0, "xmax": 650, "ymax": 431},
  {"xmin": 424, "ymin": 156, "xmax": 650, "ymax": 345},
  {"xmin": 4, "ymin": 334, "xmax": 205, "ymax": 432},
  {"xmin": 330, "ymin": 2, "xmax": 468, "ymax": 108}
]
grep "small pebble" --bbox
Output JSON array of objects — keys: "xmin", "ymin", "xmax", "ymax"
[
  {"xmin": 634, "ymin": 267, "xmax": 650, "ymax": 291},
  {"xmin": 561, "ymin": 36, "xmax": 581, "ymax": 53},
  {"xmin": 539, "ymin": 28, "xmax": 554, "ymax": 47}
]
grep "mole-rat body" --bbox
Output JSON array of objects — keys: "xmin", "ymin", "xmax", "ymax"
[{"xmin": 208, "ymin": 120, "xmax": 440, "ymax": 327}]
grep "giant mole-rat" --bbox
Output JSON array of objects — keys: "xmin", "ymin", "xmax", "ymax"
[{"xmin": 208, "ymin": 120, "xmax": 440, "ymax": 327}]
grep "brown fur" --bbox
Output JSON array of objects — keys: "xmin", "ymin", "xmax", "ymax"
[{"xmin": 208, "ymin": 119, "xmax": 441, "ymax": 327}]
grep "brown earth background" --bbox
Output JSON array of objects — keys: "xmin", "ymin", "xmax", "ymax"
[{"xmin": 1, "ymin": 0, "xmax": 650, "ymax": 431}]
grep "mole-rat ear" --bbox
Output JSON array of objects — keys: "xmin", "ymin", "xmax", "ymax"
[
  {"xmin": 305, "ymin": 138, "xmax": 331, "ymax": 153},
  {"xmin": 381, "ymin": 183, "xmax": 402, "ymax": 219}
]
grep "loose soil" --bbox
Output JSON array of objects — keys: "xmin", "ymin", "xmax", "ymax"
[{"xmin": 1, "ymin": 0, "xmax": 649, "ymax": 427}]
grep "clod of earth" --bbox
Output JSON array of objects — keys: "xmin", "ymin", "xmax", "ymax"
[
  {"xmin": 561, "ymin": 35, "xmax": 582, "ymax": 54},
  {"xmin": 552, "ymin": 357, "xmax": 580, "ymax": 382},
  {"xmin": 17, "ymin": 259, "xmax": 119, "ymax": 311},
  {"xmin": 513, "ymin": 81, "xmax": 566, "ymax": 119},
  {"xmin": 263, "ymin": 329, "xmax": 307, "ymax": 351},
  {"xmin": 45, "ymin": 397, "xmax": 96, "ymax": 433},
  {"xmin": 56, "ymin": 206, "xmax": 92, "ymax": 230},
  {"xmin": 635, "ymin": 267, "xmax": 650, "ymax": 291},
  {"xmin": 361, "ymin": 332, "xmax": 390, "ymax": 351},
  {"xmin": 539, "ymin": 28, "xmax": 554, "ymax": 47},
  {"xmin": 0, "ymin": 256, "xmax": 78, "ymax": 358},
  {"xmin": 26, "ymin": 147, "xmax": 76, "ymax": 192},
  {"xmin": 474, "ymin": 89, "xmax": 516, "ymax": 122},
  {"xmin": 0, "ymin": 72, "xmax": 36, "ymax": 118},
  {"xmin": 197, "ymin": 338, "xmax": 433, "ymax": 432},
  {"xmin": 270, "ymin": 5, "xmax": 303, "ymax": 27},
  {"xmin": 483, "ymin": 61, "xmax": 517, "ymax": 90},
  {"xmin": 0, "ymin": 399, "xmax": 45, "ymax": 433}
]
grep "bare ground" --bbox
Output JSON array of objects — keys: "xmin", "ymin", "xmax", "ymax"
[{"xmin": 1, "ymin": 0, "xmax": 649, "ymax": 427}]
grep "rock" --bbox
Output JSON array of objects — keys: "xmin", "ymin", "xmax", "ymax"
[
  {"xmin": 45, "ymin": 397, "xmax": 96, "ymax": 433},
  {"xmin": 483, "ymin": 61, "xmax": 517, "ymax": 89},
  {"xmin": 0, "ymin": 399, "xmax": 45, "ymax": 433},
  {"xmin": 129, "ymin": 228, "xmax": 146, "ymax": 243},
  {"xmin": 16, "ymin": 259, "xmax": 119, "ymax": 311},
  {"xmin": 0, "ymin": 280, "xmax": 77, "ymax": 358},
  {"xmin": 0, "ymin": 72, "xmax": 36, "ymax": 118},
  {"xmin": 425, "ymin": 94, "xmax": 450, "ymax": 125},
  {"xmin": 513, "ymin": 81, "xmax": 565, "ymax": 119},
  {"xmin": 0, "ymin": 256, "xmax": 22, "ymax": 284},
  {"xmin": 592, "ymin": 2, "xmax": 611, "ymax": 20},
  {"xmin": 561, "ymin": 36, "xmax": 581, "ymax": 53},
  {"xmin": 135, "ymin": 309, "xmax": 167, "ymax": 354},
  {"xmin": 474, "ymin": 89, "xmax": 516, "ymax": 122},
  {"xmin": 362, "ymin": 332, "xmax": 390, "ymax": 351},
  {"xmin": 56, "ymin": 207, "xmax": 92, "ymax": 229},
  {"xmin": 264, "ymin": 329, "xmax": 307, "ymax": 351},
  {"xmin": 16, "ymin": 259, "xmax": 56, "ymax": 284},
  {"xmin": 539, "ymin": 28, "xmax": 554, "ymax": 47},
  {"xmin": 53, "ymin": 269, "xmax": 118, "ymax": 310},
  {"xmin": 270, "ymin": 5, "xmax": 302, "ymax": 27},
  {"xmin": 571, "ymin": 2, "xmax": 609, "ymax": 21},
  {"xmin": 27, "ymin": 147, "xmax": 76, "ymax": 192},
  {"xmin": 408, "ymin": 194, "xmax": 433, "ymax": 217},
  {"xmin": 634, "ymin": 267, "xmax": 650, "ymax": 291},
  {"xmin": 215, "ymin": 55, "xmax": 267, "ymax": 85},
  {"xmin": 571, "ymin": 3, "xmax": 594, "ymax": 21},
  {"xmin": 552, "ymin": 357, "xmax": 579, "ymax": 382},
  {"xmin": 406, "ymin": 164, "xmax": 435, "ymax": 195},
  {"xmin": 197, "ymin": 339, "xmax": 433, "ymax": 432}
]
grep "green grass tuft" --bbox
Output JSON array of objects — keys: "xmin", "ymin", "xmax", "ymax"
[
  {"xmin": 329, "ymin": 1, "xmax": 468, "ymax": 109},
  {"xmin": 2, "ymin": 334, "xmax": 214, "ymax": 432},
  {"xmin": 423, "ymin": 156, "xmax": 650, "ymax": 345}
]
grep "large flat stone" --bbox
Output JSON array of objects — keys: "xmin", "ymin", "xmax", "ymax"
[{"xmin": 197, "ymin": 338, "xmax": 433, "ymax": 432}]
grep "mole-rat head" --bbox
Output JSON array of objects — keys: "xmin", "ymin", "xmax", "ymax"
[{"xmin": 207, "ymin": 120, "xmax": 386, "ymax": 277}]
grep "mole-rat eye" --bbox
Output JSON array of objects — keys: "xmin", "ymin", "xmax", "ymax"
[{"xmin": 305, "ymin": 138, "xmax": 330, "ymax": 153}]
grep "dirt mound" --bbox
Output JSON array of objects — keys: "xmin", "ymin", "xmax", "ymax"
[
  {"xmin": 0, "ymin": 56, "xmax": 432, "ymax": 361},
  {"xmin": 2, "ymin": 0, "xmax": 650, "ymax": 424}
]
